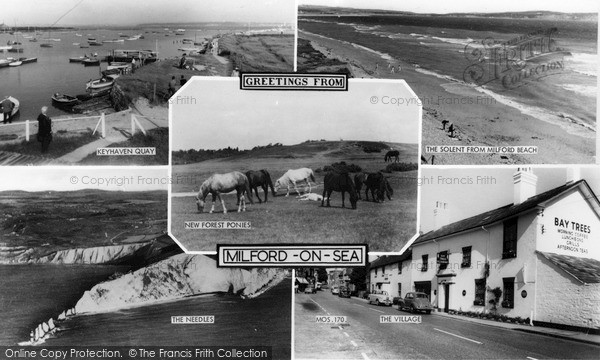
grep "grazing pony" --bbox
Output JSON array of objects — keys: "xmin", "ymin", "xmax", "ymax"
[
  {"xmin": 246, "ymin": 169, "xmax": 276, "ymax": 203},
  {"xmin": 274, "ymin": 168, "xmax": 316, "ymax": 197},
  {"xmin": 196, "ymin": 171, "xmax": 253, "ymax": 213},
  {"xmin": 354, "ymin": 172, "xmax": 367, "ymax": 200},
  {"xmin": 364, "ymin": 172, "xmax": 393, "ymax": 202},
  {"xmin": 321, "ymin": 172, "xmax": 358, "ymax": 209},
  {"xmin": 384, "ymin": 150, "xmax": 400, "ymax": 163}
]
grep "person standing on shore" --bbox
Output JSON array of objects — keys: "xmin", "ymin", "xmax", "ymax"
[
  {"xmin": 179, "ymin": 53, "xmax": 187, "ymax": 69},
  {"xmin": 1, "ymin": 97, "xmax": 14, "ymax": 124},
  {"xmin": 37, "ymin": 106, "xmax": 52, "ymax": 154},
  {"xmin": 168, "ymin": 76, "xmax": 177, "ymax": 97},
  {"xmin": 180, "ymin": 75, "xmax": 187, "ymax": 86}
]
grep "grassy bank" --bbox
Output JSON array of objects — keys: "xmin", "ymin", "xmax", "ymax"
[
  {"xmin": 297, "ymin": 38, "xmax": 353, "ymax": 74},
  {"xmin": 0, "ymin": 130, "xmax": 99, "ymax": 159},
  {"xmin": 115, "ymin": 59, "xmax": 197, "ymax": 106},
  {"xmin": 219, "ymin": 34, "xmax": 294, "ymax": 72}
]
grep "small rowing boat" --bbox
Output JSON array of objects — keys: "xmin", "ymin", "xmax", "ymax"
[
  {"xmin": 82, "ymin": 58, "xmax": 100, "ymax": 66},
  {"xmin": 86, "ymin": 77, "xmax": 115, "ymax": 90},
  {"xmin": 52, "ymin": 93, "xmax": 79, "ymax": 106},
  {"xmin": 8, "ymin": 61, "xmax": 22, "ymax": 67}
]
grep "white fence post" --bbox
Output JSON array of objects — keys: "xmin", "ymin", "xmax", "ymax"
[
  {"xmin": 92, "ymin": 113, "xmax": 106, "ymax": 138},
  {"xmin": 131, "ymin": 114, "xmax": 147, "ymax": 136},
  {"xmin": 101, "ymin": 113, "xmax": 105, "ymax": 138},
  {"xmin": 25, "ymin": 120, "xmax": 30, "ymax": 142}
]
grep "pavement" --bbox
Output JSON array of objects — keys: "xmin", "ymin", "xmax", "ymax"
[{"xmin": 295, "ymin": 291, "xmax": 599, "ymax": 359}]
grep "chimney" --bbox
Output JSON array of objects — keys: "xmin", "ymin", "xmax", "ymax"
[
  {"xmin": 566, "ymin": 167, "xmax": 581, "ymax": 184},
  {"xmin": 513, "ymin": 167, "xmax": 537, "ymax": 205},
  {"xmin": 433, "ymin": 201, "xmax": 450, "ymax": 230}
]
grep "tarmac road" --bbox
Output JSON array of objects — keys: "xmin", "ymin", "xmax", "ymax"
[{"xmin": 295, "ymin": 291, "xmax": 599, "ymax": 359}]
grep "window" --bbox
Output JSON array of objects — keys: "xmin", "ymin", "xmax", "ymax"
[
  {"xmin": 474, "ymin": 278, "xmax": 486, "ymax": 306},
  {"xmin": 421, "ymin": 254, "xmax": 428, "ymax": 272},
  {"xmin": 437, "ymin": 251, "xmax": 448, "ymax": 270},
  {"xmin": 374, "ymin": 268, "xmax": 378, "ymax": 277},
  {"xmin": 382, "ymin": 265, "xmax": 386, "ymax": 275},
  {"xmin": 502, "ymin": 218, "xmax": 518, "ymax": 259},
  {"xmin": 502, "ymin": 277, "xmax": 515, "ymax": 308},
  {"xmin": 462, "ymin": 246, "xmax": 472, "ymax": 268},
  {"xmin": 397, "ymin": 283, "xmax": 402, "ymax": 297},
  {"xmin": 398, "ymin": 262, "xmax": 402, "ymax": 274}
]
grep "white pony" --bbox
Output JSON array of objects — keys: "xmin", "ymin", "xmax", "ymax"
[{"xmin": 274, "ymin": 168, "xmax": 316, "ymax": 197}]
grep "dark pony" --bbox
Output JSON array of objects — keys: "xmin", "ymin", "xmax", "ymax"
[
  {"xmin": 354, "ymin": 173, "xmax": 367, "ymax": 200},
  {"xmin": 321, "ymin": 172, "xmax": 358, "ymax": 209},
  {"xmin": 384, "ymin": 150, "xmax": 400, "ymax": 163},
  {"xmin": 364, "ymin": 172, "xmax": 393, "ymax": 202},
  {"xmin": 245, "ymin": 169, "xmax": 276, "ymax": 203}
]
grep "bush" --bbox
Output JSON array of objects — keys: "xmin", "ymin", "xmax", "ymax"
[
  {"xmin": 383, "ymin": 162, "xmax": 418, "ymax": 173},
  {"xmin": 322, "ymin": 161, "xmax": 362, "ymax": 173}
]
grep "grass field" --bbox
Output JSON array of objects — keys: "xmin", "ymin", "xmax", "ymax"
[
  {"xmin": 170, "ymin": 141, "xmax": 418, "ymax": 252},
  {"xmin": 0, "ymin": 190, "xmax": 167, "ymax": 259}
]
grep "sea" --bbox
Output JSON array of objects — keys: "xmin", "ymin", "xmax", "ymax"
[
  {"xmin": 0, "ymin": 265, "xmax": 291, "ymax": 358},
  {"xmin": 299, "ymin": 15, "xmax": 598, "ymax": 132},
  {"xmin": 0, "ymin": 24, "xmax": 282, "ymax": 120}
]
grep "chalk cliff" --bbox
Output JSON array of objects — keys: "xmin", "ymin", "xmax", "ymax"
[{"xmin": 74, "ymin": 254, "xmax": 285, "ymax": 314}]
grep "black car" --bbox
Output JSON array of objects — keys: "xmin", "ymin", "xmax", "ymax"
[{"xmin": 338, "ymin": 286, "xmax": 351, "ymax": 298}]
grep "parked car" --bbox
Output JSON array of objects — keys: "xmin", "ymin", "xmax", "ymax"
[
  {"xmin": 392, "ymin": 296, "xmax": 402, "ymax": 305},
  {"xmin": 338, "ymin": 286, "xmax": 351, "ymax": 298},
  {"xmin": 304, "ymin": 284, "xmax": 316, "ymax": 294},
  {"xmin": 368, "ymin": 290, "xmax": 392, "ymax": 306},
  {"xmin": 315, "ymin": 282, "xmax": 322, "ymax": 290},
  {"xmin": 398, "ymin": 292, "xmax": 434, "ymax": 314},
  {"xmin": 331, "ymin": 286, "xmax": 339, "ymax": 295}
]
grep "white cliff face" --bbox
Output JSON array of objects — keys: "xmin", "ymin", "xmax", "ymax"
[
  {"xmin": 74, "ymin": 254, "xmax": 285, "ymax": 314},
  {"xmin": 0, "ymin": 242, "xmax": 150, "ymax": 264},
  {"xmin": 37, "ymin": 243, "xmax": 149, "ymax": 264}
]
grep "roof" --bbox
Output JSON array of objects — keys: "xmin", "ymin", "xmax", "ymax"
[
  {"xmin": 369, "ymin": 250, "xmax": 412, "ymax": 270},
  {"xmin": 415, "ymin": 180, "xmax": 594, "ymax": 245},
  {"xmin": 537, "ymin": 251, "xmax": 600, "ymax": 284}
]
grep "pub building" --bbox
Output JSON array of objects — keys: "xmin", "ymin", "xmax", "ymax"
[{"xmin": 370, "ymin": 168, "xmax": 599, "ymax": 332}]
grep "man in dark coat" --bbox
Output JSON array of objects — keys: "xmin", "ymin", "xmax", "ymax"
[
  {"xmin": 37, "ymin": 106, "xmax": 52, "ymax": 154},
  {"xmin": 1, "ymin": 97, "xmax": 14, "ymax": 124},
  {"xmin": 179, "ymin": 53, "xmax": 187, "ymax": 69}
]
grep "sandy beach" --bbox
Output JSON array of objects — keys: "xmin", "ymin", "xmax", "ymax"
[{"xmin": 298, "ymin": 28, "xmax": 596, "ymax": 165}]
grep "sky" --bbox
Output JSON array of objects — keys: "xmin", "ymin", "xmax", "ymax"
[
  {"xmin": 171, "ymin": 78, "xmax": 421, "ymax": 151},
  {"xmin": 299, "ymin": 0, "xmax": 599, "ymax": 14},
  {"xmin": 419, "ymin": 166, "xmax": 600, "ymax": 233},
  {"xmin": 2, "ymin": 0, "xmax": 296, "ymax": 27},
  {"xmin": 0, "ymin": 167, "xmax": 169, "ymax": 191}
]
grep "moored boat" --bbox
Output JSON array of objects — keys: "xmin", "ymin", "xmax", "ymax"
[
  {"xmin": 19, "ymin": 57, "xmax": 37, "ymax": 64},
  {"xmin": 40, "ymin": 43, "xmax": 53, "ymax": 48},
  {"xmin": 69, "ymin": 56, "xmax": 85, "ymax": 63},
  {"xmin": 88, "ymin": 41, "xmax": 103, "ymax": 46},
  {"xmin": 51, "ymin": 93, "xmax": 79, "ymax": 106},
  {"xmin": 86, "ymin": 77, "xmax": 115, "ymax": 90},
  {"xmin": 8, "ymin": 61, "xmax": 22, "ymax": 67},
  {"xmin": 82, "ymin": 58, "xmax": 100, "ymax": 66},
  {"xmin": 3, "ymin": 96, "xmax": 20, "ymax": 117}
]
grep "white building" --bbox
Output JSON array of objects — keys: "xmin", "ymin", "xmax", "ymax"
[
  {"xmin": 386, "ymin": 168, "xmax": 600, "ymax": 331},
  {"xmin": 368, "ymin": 251, "xmax": 412, "ymax": 299}
]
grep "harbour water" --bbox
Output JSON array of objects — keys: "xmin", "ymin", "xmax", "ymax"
[{"xmin": 0, "ymin": 24, "xmax": 272, "ymax": 120}]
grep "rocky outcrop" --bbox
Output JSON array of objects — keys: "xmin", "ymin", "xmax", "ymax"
[{"xmin": 74, "ymin": 254, "xmax": 286, "ymax": 314}]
